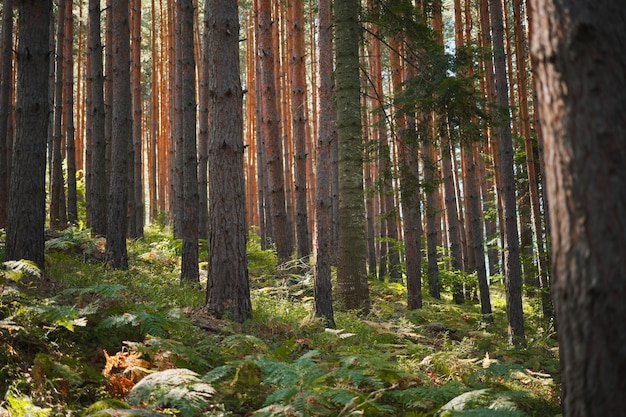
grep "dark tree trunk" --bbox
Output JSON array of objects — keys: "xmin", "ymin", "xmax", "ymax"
[
  {"xmin": 422, "ymin": 116, "xmax": 440, "ymax": 300},
  {"xmin": 530, "ymin": 0, "xmax": 626, "ymax": 414},
  {"xmin": 179, "ymin": 0, "xmax": 199, "ymax": 284},
  {"xmin": 0, "ymin": 0, "xmax": 13, "ymax": 229},
  {"xmin": 88, "ymin": 0, "xmax": 107, "ymax": 237},
  {"xmin": 170, "ymin": 0, "xmax": 183, "ymax": 238},
  {"xmin": 50, "ymin": 0, "xmax": 67, "ymax": 230},
  {"xmin": 465, "ymin": 144, "xmax": 492, "ymax": 319},
  {"xmin": 5, "ymin": 0, "xmax": 51, "ymax": 270},
  {"xmin": 313, "ymin": 0, "xmax": 335, "ymax": 326},
  {"xmin": 489, "ymin": 0, "xmax": 525, "ymax": 344},
  {"xmin": 204, "ymin": 0, "xmax": 251, "ymax": 322},
  {"xmin": 106, "ymin": 0, "xmax": 131, "ymax": 269},
  {"xmin": 130, "ymin": 0, "xmax": 143, "ymax": 239},
  {"xmin": 64, "ymin": 0, "xmax": 77, "ymax": 224},
  {"xmin": 197, "ymin": 0, "xmax": 210, "ymax": 241}
]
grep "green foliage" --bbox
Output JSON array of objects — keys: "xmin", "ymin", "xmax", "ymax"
[
  {"xmin": 247, "ymin": 230, "xmax": 278, "ymax": 282},
  {"xmin": 2, "ymin": 259, "xmax": 41, "ymax": 282},
  {"xmin": 5, "ymin": 391, "xmax": 51, "ymax": 417},
  {"xmin": 0, "ymin": 215, "xmax": 560, "ymax": 417},
  {"xmin": 127, "ymin": 369, "xmax": 215, "ymax": 417}
]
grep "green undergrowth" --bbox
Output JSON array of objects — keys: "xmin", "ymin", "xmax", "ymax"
[{"xmin": 0, "ymin": 226, "xmax": 560, "ymax": 416}]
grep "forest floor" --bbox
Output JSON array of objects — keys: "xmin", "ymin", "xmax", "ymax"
[{"xmin": 0, "ymin": 226, "xmax": 561, "ymax": 416}]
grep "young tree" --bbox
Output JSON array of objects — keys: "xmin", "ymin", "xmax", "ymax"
[
  {"xmin": 106, "ymin": 0, "xmax": 131, "ymax": 269},
  {"xmin": 334, "ymin": 0, "xmax": 369, "ymax": 311},
  {"xmin": 530, "ymin": 0, "xmax": 626, "ymax": 414},
  {"xmin": 204, "ymin": 0, "xmax": 251, "ymax": 322},
  {"xmin": 5, "ymin": 0, "xmax": 51, "ymax": 269}
]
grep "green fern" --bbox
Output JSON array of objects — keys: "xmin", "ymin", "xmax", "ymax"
[
  {"xmin": 127, "ymin": 368, "xmax": 215, "ymax": 417},
  {"xmin": 2, "ymin": 259, "xmax": 41, "ymax": 281},
  {"xmin": 97, "ymin": 305, "xmax": 184, "ymax": 338}
]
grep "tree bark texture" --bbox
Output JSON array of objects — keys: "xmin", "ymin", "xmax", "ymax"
[
  {"xmin": 88, "ymin": 0, "xmax": 107, "ymax": 237},
  {"xmin": 334, "ymin": 0, "xmax": 369, "ymax": 311},
  {"xmin": 489, "ymin": 0, "xmax": 525, "ymax": 344},
  {"xmin": 287, "ymin": 0, "xmax": 311, "ymax": 260},
  {"xmin": 50, "ymin": 0, "xmax": 67, "ymax": 229},
  {"xmin": 106, "ymin": 0, "xmax": 131, "ymax": 269},
  {"xmin": 0, "ymin": 0, "xmax": 13, "ymax": 229},
  {"xmin": 530, "ymin": 0, "xmax": 626, "ymax": 414},
  {"xmin": 204, "ymin": 0, "xmax": 251, "ymax": 323},
  {"xmin": 313, "ymin": 0, "xmax": 335, "ymax": 326},
  {"xmin": 5, "ymin": 0, "xmax": 51, "ymax": 269},
  {"xmin": 179, "ymin": 0, "xmax": 199, "ymax": 284},
  {"xmin": 256, "ymin": 0, "xmax": 293, "ymax": 261},
  {"xmin": 64, "ymin": 0, "xmax": 77, "ymax": 224}
]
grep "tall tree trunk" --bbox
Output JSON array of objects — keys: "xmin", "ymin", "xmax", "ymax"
[
  {"xmin": 313, "ymin": 0, "xmax": 335, "ymax": 326},
  {"xmin": 489, "ymin": 0, "xmax": 524, "ymax": 344},
  {"xmin": 130, "ymin": 0, "xmax": 143, "ymax": 238},
  {"xmin": 88, "ymin": 0, "xmax": 107, "ymax": 236},
  {"xmin": 171, "ymin": 0, "xmax": 183, "ymax": 238},
  {"xmin": 180, "ymin": 0, "xmax": 199, "ymax": 283},
  {"xmin": 422, "ymin": 119, "xmax": 440, "ymax": 300},
  {"xmin": 106, "ymin": 0, "xmax": 131, "ymax": 269},
  {"xmin": 334, "ymin": 0, "xmax": 369, "ymax": 311},
  {"xmin": 197, "ymin": 0, "xmax": 210, "ymax": 241},
  {"xmin": 530, "ymin": 0, "xmax": 626, "ymax": 413},
  {"xmin": 513, "ymin": 0, "xmax": 551, "ymax": 319},
  {"xmin": 441, "ymin": 134, "xmax": 465, "ymax": 303},
  {"xmin": 0, "ymin": 0, "xmax": 13, "ymax": 229},
  {"xmin": 64, "ymin": 0, "xmax": 77, "ymax": 224},
  {"xmin": 5, "ymin": 0, "xmax": 51, "ymax": 270},
  {"xmin": 50, "ymin": 0, "xmax": 67, "ymax": 229},
  {"xmin": 149, "ymin": 0, "xmax": 159, "ymax": 224},
  {"xmin": 204, "ymin": 0, "xmax": 251, "ymax": 322},
  {"xmin": 287, "ymin": 0, "xmax": 310, "ymax": 260},
  {"xmin": 256, "ymin": 0, "xmax": 292, "ymax": 261}
]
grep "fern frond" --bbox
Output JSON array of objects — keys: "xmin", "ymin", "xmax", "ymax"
[
  {"xmin": 203, "ymin": 365, "xmax": 235, "ymax": 383},
  {"xmin": 128, "ymin": 368, "xmax": 215, "ymax": 417},
  {"xmin": 263, "ymin": 386, "xmax": 299, "ymax": 405},
  {"xmin": 3, "ymin": 259, "xmax": 41, "ymax": 280}
]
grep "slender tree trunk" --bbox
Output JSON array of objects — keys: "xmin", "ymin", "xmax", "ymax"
[
  {"xmin": 180, "ymin": 0, "xmax": 199, "ymax": 283},
  {"xmin": 106, "ymin": 0, "xmax": 131, "ymax": 269},
  {"xmin": 50, "ymin": 0, "xmax": 67, "ymax": 230},
  {"xmin": 197, "ymin": 0, "xmax": 210, "ymax": 241},
  {"xmin": 64, "ymin": 0, "xmax": 77, "ymax": 225},
  {"xmin": 530, "ymin": 0, "xmax": 626, "ymax": 413},
  {"xmin": 287, "ymin": 0, "xmax": 310, "ymax": 260},
  {"xmin": 334, "ymin": 0, "xmax": 369, "ymax": 311},
  {"xmin": 88, "ymin": 0, "xmax": 107, "ymax": 236},
  {"xmin": 0, "ymin": 0, "xmax": 13, "ymax": 229},
  {"xmin": 489, "ymin": 0, "xmax": 524, "ymax": 344},
  {"xmin": 422, "ymin": 119, "xmax": 440, "ymax": 299},
  {"xmin": 313, "ymin": 0, "xmax": 335, "ymax": 326},
  {"xmin": 204, "ymin": 0, "xmax": 251, "ymax": 322},
  {"xmin": 5, "ymin": 0, "xmax": 51, "ymax": 270},
  {"xmin": 130, "ymin": 0, "xmax": 143, "ymax": 238},
  {"xmin": 256, "ymin": 0, "xmax": 292, "ymax": 261}
]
